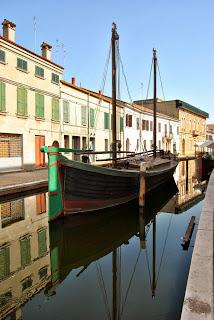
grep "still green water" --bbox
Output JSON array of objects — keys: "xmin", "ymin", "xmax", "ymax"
[{"xmin": 0, "ymin": 161, "xmax": 205, "ymax": 320}]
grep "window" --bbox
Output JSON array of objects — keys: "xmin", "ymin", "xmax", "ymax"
[
  {"xmin": 63, "ymin": 100, "xmax": 69, "ymax": 123},
  {"xmin": 90, "ymin": 108, "xmax": 95, "ymax": 128},
  {"xmin": 104, "ymin": 112, "xmax": 109, "ymax": 129},
  {"xmin": 35, "ymin": 93, "xmax": 44, "ymax": 118},
  {"xmin": 146, "ymin": 120, "xmax": 149, "ymax": 131},
  {"xmin": 17, "ymin": 87, "xmax": 27, "ymax": 115},
  {"xmin": 125, "ymin": 114, "xmax": 132, "ymax": 127},
  {"xmin": 164, "ymin": 124, "xmax": 167, "ymax": 135},
  {"xmin": 52, "ymin": 97, "xmax": 59, "ymax": 121},
  {"xmin": 0, "ymin": 50, "xmax": 5, "ymax": 63},
  {"xmin": 1, "ymin": 199, "xmax": 24, "ymax": 228},
  {"xmin": 39, "ymin": 266, "xmax": 48, "ymax": 279},
  {"xmin": 17, "ymin": 58, "xmax": 27, "ymax": 72},
  {"xmin": 150, "ymin": 121, "xmax": 153, "ymax": 131},
  {"xmin": 51, "ymin": 73, "xmax": 59, "ymax": 84},
  {"xmin": 64, "ymin": 135, "xmax": 69, "ymax": 152},
  {"xmin": 22, "ymin": 276, "xmax": 33, "ymax": 291},
  {"xmin": 20, "ymin": 237, "xmax": 31, "ymax": 267},
  {"xmin": 143, "ymin": 140, "xmax": 147, "ymax": 150},
  {"xmin": 105, "ymin": 139, "xmax": 108, "ymax": 151},
  {"xmin": 169, "ymin": 125, "xmax": 172, "ymax": 134},
  {"xmin": 0, "ymin": 246, "xmax": 10, "ymax": 280},
  {"xmin": 136, "ymin": 118, "xmax": 140, "ymax": 130},
  {"xmin": 35, "ymin": 66, "xmax": 44, "ymax": 78},
  {"xmin": 158, "ymin": 140, "xmax": 161, "ymax": 150},
  {"xmin": 0, "ymin": 291, "xmax": 12, "ymax": 308},
  {"xmin": 38, "ymin": 229, "xmax": 47, "ymax": 257},
  {"xmin": 120, "ymin": 117, "xmax": 124, "ymax": 132},
  {"xmin": 81, "ymin": 106, "xmax": 87, "ymax": 126},
  {"xmin": 142, "ymin": 120, "xmax": 146, "ymax": 130},
  {"xmin": 158, "ymin": 123, "xmax": 161, "ymax": 132},
  {"xmin": 0, "ymin": 81, "xmax": 6, "ymax": 112}
]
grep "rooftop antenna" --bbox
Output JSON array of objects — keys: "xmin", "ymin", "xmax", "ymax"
[{"xmin": 33, "ymin": 16, "xmax": 37, "ymax": 52}]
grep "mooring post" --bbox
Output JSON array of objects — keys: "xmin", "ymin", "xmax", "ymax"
[
  {"xmin": 139, "ymin": 162, "xmax": 146, "ymax": 207},
  {"xmin": 47, "ymin": 146, "xmax": 63, "ymax": 221},
  {"xmin": 186, "ymin": 157, "xmax": 189, "ymax": 192},
  {"xmin": 139, "ymin": 207, "xmax": 146, "ymax": 249}
]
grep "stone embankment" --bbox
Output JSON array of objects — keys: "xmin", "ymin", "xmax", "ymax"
[
  {"xmin": 181, "ymin": 170, "xmax": 214, "ymax": 319},
  {"xmin": 0, "ymin": 169, "xmax": 48, "ymax": 197}
]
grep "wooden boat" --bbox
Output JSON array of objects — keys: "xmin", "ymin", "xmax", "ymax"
[{"xmin": 41, "ymin": 24, "xmax": 178, "ymax": 222}]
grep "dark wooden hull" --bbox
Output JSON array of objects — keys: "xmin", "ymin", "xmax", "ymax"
[
  {"xmin": 60, "ymin": 159, "xmax": 139, "ymax": 214},
  {"xmin": 57, "ymin": 157, "xmax": 178, "ymax": 215},
  {"xmin": 142, "ymin": 160, "xmax": 178, "ymax": 192}
]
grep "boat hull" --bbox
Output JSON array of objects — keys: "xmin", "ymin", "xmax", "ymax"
[{"xmin": 60, "ymin": 159, "xmax": 139, "ymax": 214}]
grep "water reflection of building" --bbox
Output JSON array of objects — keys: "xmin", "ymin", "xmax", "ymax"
[
  {"xmin": 164, "ymin": 160, "xmax": 204, "ymax": 213},
  {"xmin": 0, "ymin": 193, "xmax": 50, "ymax": 320}
]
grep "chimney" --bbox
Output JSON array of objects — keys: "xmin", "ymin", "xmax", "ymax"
[
  {"xmin": 71, "ymin": 77, "xmax": 76, "ymax": 85},
  {"xmin": 2, "ymin": 19, "xmax": 16, "ymax": 42},
  {"xmin": 41, "ymin": 42, "xmax": 52, "ymax": 60}
]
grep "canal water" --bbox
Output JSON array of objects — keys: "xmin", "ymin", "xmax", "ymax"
[{"xmin": 0, "ymin": 160, "xmax": 205, "ymax": 320}]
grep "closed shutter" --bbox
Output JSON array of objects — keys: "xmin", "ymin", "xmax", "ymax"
[
  {"xmin": 120, "ymin": 117, "xmax": 124, "ymax": 132},
  {"xmin": 129, "ymin": 115, "xmax": 132, "ymax": 127},
  {"xmin": 17, "ymin": 88, "xmax": 27, "ymax": 115},
  {"xmin": 52, "ymin": 98, "xmax": 59, "ymax": 121},
  {"xmin": 0, "ymin": 247, "xmax": 10, "ymax": 280},
  {"xmin": 0, "ymin": 81, "xmax": 6, "ymax": 112},
  {"xmin": 104, "ymin": 112, "xmax": 109, "ymax": 129},
  {"xmin": 20, "ymin": 238, "xmax": 31, "ymax": 267},
  {"xmin": 81, "ymin": 106, "xmax": 87, "ymax": 125},
  {"xmin": 38, "ymin": 229, "xmax": 47, "ymax": 256},
  {"xmin": 63, "ymin": 100, "xmax": 69, "ymax": 123},
  {"xmin": 35, "ymin": 93, "xmax": 44, "ymax": 118},
  {"xmin": 90, "ymin": 108, "xmax": 95, "ymax": 128}
]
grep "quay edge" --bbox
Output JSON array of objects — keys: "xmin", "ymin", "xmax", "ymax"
[{"xmin": 181, "ymin": 170, "xmax": 214, "ymax": 320}]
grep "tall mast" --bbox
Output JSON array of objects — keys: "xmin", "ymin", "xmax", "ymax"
[
  {"xmin": 111, "ymin": 22, "xmax": 119, "ymax": 168},
  {"xmin": 153, "ymin": 48, "xmax": 157, "ymax": 158}
]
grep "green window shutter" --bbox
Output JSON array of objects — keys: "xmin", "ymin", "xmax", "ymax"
[
  {"xmin": 0, "ymin": 247, "xmax": 10, "ymax": 280},
  {"xmin": 104, "ymin": 112, "xmax": 109, "ymax": 129},
  {"xmin": 52, "ymin": 98, "xmax": 59, "ymax": 121},
  {"xmin": 120, "ymin": 117, "xmax": 124, "ymax": 132},
  {"xmin": 0, "ymin": 50, "xmax": 5, "ymax": 63},
  {"xmin": 0, "ymin": 82, "xmax": 6, "ymax": 112},
  {"xmin": 38, "ymin": 229, "xmax": 47, "ymax": 256},
  {"xmin": 35, "ymin": 93, "xmax": 44, "ymax": 118},
  {"xmin": 81, "ymin": 106, "xmax": 87, "ymax": 126},
  {"xmin": 20, "ymin": 238, "xmax": 31, "ymax": 267},
  {"xmin": 90, "ymin": 108, "xmax": 95, "ymax": 128},
  {"xmin": 63, "ymin": 100, "xmax": 69, "ymax": 123},
  {"xmin": 17, "ymin": 87, "xmax": 27, "ymax": 115}
]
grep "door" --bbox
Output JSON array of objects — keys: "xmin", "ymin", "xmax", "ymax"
[
  {"xmin": 35, "ymin": 136, "xmax": 45, "ymax": 167},
  {"xmin": 72, "ymin": 136, "xmax": 80, "ymax": 161}
]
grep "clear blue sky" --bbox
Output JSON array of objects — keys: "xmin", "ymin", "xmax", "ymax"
[{"xmin": 1, "ymin": 0, "xmax": 213, "ymax": 122}]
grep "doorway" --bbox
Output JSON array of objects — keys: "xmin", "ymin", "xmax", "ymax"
[{"xmin": 35, "ymin": 135, "xmax": 45, "ymax": 167}]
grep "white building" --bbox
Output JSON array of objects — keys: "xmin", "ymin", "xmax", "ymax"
[{"xmin": 124, "ymin": 103, "xmax": 179, "ymax": 154}]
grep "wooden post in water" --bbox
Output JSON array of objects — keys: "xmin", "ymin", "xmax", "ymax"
[
  {"xmin": 139, "ymin": 162, "xmax": 146, "ymax": 207},
  {"xmin": 40, "ymin": 146, "xmax": 64, "ymax": 222},
  {"xmin": 186, "ymin": 157, "xmax": 189, "ymax": 192}
]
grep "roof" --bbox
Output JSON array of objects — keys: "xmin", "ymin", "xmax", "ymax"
[
  {"xmin": 61, "ymin": 81, "xmax": 178, "ymax": 121},
  {"xmin": 0, "ymin": 35, "xmax": 64, "ymax": 70},
  {"xmin": 177, "ymin": 100, "xmax": 209, "ymax": 118}
]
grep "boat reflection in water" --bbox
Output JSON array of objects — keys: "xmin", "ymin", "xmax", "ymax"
[{"xmin": 45, "ymin": 178, "xmax": 178, "ymax": 315}]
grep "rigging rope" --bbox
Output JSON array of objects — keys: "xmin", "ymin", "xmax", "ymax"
[
  {"xmin": 120, "ymin": 247, "xmax": 142, "ymax": 317},
  {"xmin": 146, "ymin": 57, "xmax": 154, "ymax": 100},
  {"xmin": 155, "ymin": 214, "xmax": 173, "ymax": 285},
  {"xmin": 116, "ymin": 42, "xmax": 132, "ymax": 103},
  {"xmin": 157, "ymin": 60, "xmax": 165, "ymax": 101},
  {"xmin": 95, "ymin": 261, "xmax": 112, "ymax": 320}
]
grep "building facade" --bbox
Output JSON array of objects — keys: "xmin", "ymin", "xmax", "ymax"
[
  {"xmin": 135, "ymin": 99, "xmax": 209, "ymax": 156},
  {"xmin": 0, "ymin": 19, "xmax": 63, "ymax": 171}
]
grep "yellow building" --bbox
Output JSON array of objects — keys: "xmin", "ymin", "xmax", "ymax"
[
  {"xmin": 0, "ymin": 19, "xmax": 63, "ymax": 171},
  {"xmin": 135, "ymin": 99, "xmax": 209, "ymax": 157}
]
